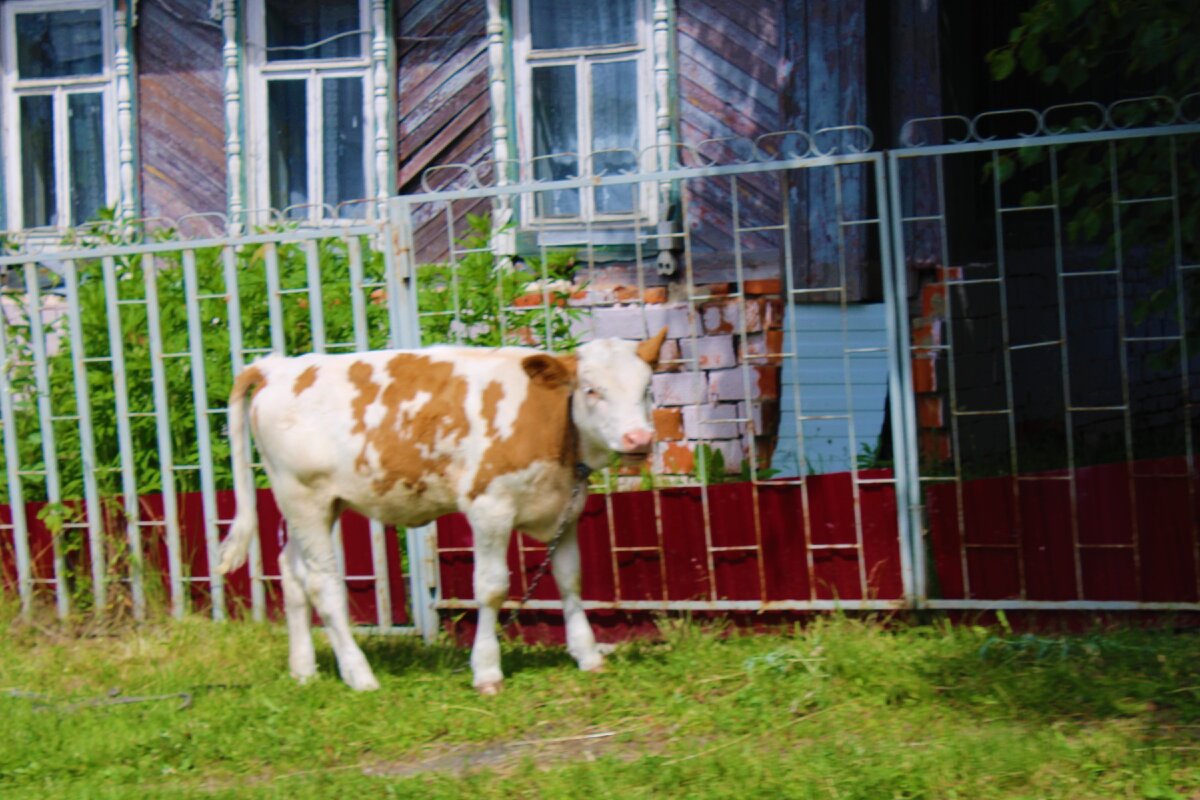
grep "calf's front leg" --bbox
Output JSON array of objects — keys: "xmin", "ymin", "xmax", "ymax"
[
  {"xmin": 550, "ymin": 523, "xmax": 604, "ymax": 672},
  {"xmin": 467, "ymin": 506, "xmax": 515, "ymax": 694}
]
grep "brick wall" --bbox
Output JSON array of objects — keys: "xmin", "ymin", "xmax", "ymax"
[
  {"xmin": 910, "ymin": 266, "xmax": 960, "ymax": 464},
  {"xmin": 559, "ymin": 280, "xmax": 786, "ymax": 478}
]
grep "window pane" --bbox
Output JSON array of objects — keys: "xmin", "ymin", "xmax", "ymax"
[
  {"xmin": 16, "ymin": 10, "xmax": 104, "ymax": 79},
  {"xmin": 322, "ymin": 78, "xmax": 365, "ymax": 215},
  {"xmin": 266, "ymin": 0, "xmax": 360, "ymax": 61},
  {"xmin": 530, "ymin": 0, "xmax": 636, "ymax": 50},
  {"xmin": 531, "ymin": 65, "xmax": 579, "ymax": 217},
  {"xmin": 68, "ymin": 93, "xmax": 106, "ymax": 225},
  {"xmin": 20, "ymin": 95, "xmax": 56, "ymax": 228},
  {"xmin": 591, "ymin": 60, "xmax": 639, "ymax": 214},
  {"xmin": 268, "ymin": 80, "xmax": 308, "ymax": 213}
]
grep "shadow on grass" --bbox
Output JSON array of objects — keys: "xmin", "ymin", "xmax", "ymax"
[{"xmin": 910, "ymin": 624, "xmax": 1200, "ymax": 727}]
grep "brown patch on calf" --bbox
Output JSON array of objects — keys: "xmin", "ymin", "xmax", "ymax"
[
  {"xmin": 471, "ymin": 355, "xmax": 577, "ymax": 497},
  {"xmin": 293, "ymin": 365, "xmax": 319, "ymax": 396},
  {"xmin": 481, "ymin": 380, "xmax": 505, "ymax": 438},
  {"xmin": 349, "ymin": 355, "xmax": 472, "ymax": 495},
  {"xmin": 348, "ymin": 361, "xmax": 380, "ymax": 436}
]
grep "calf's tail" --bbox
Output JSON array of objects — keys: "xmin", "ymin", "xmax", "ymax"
[{"xmin": 217, "ymin": 362, "xmax": 268, "ymax": 575}]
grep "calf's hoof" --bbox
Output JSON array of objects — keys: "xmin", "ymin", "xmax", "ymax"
[
  {"xmin": 291, "ymin": 670, "xmax": 317, "ymax": 685},
  {"xmin": 476, "ymin": 680, "xmax": 503, "ymax": 696},
  {"xmin": 343, "ymin": 670, "xmax": 381, "ymax": 692}
]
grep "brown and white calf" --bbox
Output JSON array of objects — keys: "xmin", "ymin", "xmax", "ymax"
[{"xmin": 217, "ymin": 330, "xmax": 667, "ymax": 693}]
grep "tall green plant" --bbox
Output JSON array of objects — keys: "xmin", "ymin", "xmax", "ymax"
[{"xmin": 416, "ymin": 213, "xmax": 582, "ymax": 349}]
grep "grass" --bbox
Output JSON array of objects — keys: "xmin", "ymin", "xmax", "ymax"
[{"xmin": 1, "ymin": 609, "xmax": 1198, "ymax": 799}]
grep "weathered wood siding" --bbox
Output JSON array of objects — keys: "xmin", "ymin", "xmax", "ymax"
[
  {"xmin": 397, "ymin": 0, "xmax": 492, "ymax": 265},
  {"xmin": 677, "ymin": 0, "xmax": 873, "ymax": 296},
  {"xmin": 135, "ymin": 0, "xmax": 226, "ymax": 232},
  {"xmin": 780, "ymin": 0, "xmax": 869, "ymax": 300},
  {"xmin": 677, "ymin": 0, "xmax": 785, "ymax": 266}
]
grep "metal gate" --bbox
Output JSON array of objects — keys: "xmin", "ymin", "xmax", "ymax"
[
  {"xmin": 887, "ymin": 97, "xmax": 1200, "ymax": 611},
  {"xmin": 2, "ymin": 97, "xmax": 1198, "ymax": 635}
]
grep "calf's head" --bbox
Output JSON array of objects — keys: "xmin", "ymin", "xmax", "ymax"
[{"xmin": 563, "ymin": 328, "xmax": 667, "ymax": 463}]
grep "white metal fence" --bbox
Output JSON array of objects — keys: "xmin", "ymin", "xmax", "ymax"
[{"xmin": 2, "ymin": 96, "xmax": 1198, "ymax": 636}]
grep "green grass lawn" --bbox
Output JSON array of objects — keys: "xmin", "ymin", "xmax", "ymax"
[{"xmin": 1, "ymin": 610, "xmax": 1198, "ymax": 799}]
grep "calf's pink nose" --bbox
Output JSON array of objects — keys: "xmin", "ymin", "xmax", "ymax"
[{"xmin": 621, "ymin": 428, "xmax": 654, "ymax": 451}]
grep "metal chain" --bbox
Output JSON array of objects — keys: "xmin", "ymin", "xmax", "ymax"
[{"xmin": 503, "ymin": 465, "xmax": 591, "ymax": 630}]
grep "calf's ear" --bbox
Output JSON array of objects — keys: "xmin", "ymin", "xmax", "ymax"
[
  {"xmin": 522, "ymin": 354, "xmax": 576, "ymax": 388},
  {"xmin": 636, "ymin": 327, "xmax": 669, "ymax": 368}
]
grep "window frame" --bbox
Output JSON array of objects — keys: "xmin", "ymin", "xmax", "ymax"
[
  {"xmin": 0, "ymin": 0, "xmax": 118, "ymax": 231},
  {"xmin": 244, "ymin": 0, "xmax": 377, "ymax": 224},
  {"xmin": 511, "ymin": 0, "xmax": 657, "ymax": 228}
]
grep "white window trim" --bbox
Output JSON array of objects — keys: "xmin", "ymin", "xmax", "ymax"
[
  {"xmin": 510, "ymin": 0, "xmax": 658, "ymax": 228},
  {"xmin": 243, "ymin": 0, "xmax": 380, "ymax": 225},
  {"xmin": 0, "ymin": 0, "xmax": 119, "ymax": 232}
]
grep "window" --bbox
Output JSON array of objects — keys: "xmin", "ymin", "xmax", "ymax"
[
  {"xmin": 246, "ymin": 0, "xmax": 375, "ymax": 222},
  {"xmin": 1, "ymin": 1, "xmax": 116, "ymax": 229},
  {"xmin": 512, "ymin": 0, "xmax": 655, "ymax": 224}
]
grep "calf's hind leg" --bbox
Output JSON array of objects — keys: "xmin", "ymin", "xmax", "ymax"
[
  {"xmin": 280, "ymin": 496, "xmax": 380, "ymax": 691},
  {"xmin": 278, "ymin": 538, "xmax": 317, "ymax": 683}
]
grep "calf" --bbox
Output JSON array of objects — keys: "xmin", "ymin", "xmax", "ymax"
[{"xmin": 217, "ymin": 329, "xmax": 667, "ymax": 693}]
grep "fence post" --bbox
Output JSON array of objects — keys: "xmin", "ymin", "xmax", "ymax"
[
  {"xmin": 386, "ymin": 198, "xmax": 441, "ymax": 641},
  {"xmin": 884, "ymin": 152, "xmax": 928, "ymax": 608}
]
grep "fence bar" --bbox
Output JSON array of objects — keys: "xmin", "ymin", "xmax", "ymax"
[
  {"xmin": 882, "ymin": 153, "xmax": 923, "ymax": 606},
  {"xmin": 833, "ymin": 164, "xmax": 870, "ymax": 600},
  {"xmin": 101, "ymin": 256, "xmax": 146, "ymax": 618},
  {"xmin": 304, "ymin": 239, "xmax": 326, "ymax": 352},
  {"xmin": 345, "ymin": 234, "xmax": 393, "ymax": 628},
  {"xmin": 182, "ymin": 249, "xmax": 226, "ymax": 619},
  {"xmin": 142, "ymin": 255, "xmax": 186, "ymax": 617},
  {"xmin": 263, "ymin": 242, "xmax": 286, "ymax": 355},
  {"xmin": 1166, "ymin": 137, "xmax": 1200, "ymax": 599},
  {"xmin": 221, "ymin": 244, "xmax": 265, "ymax": 621},
  {"xmin": 62, "ymin": 260, "xmax": 106, "ymax": 612},
  {"xmin": 23, "ymin": 263, "xmax": 69, "ymax": 618},
  {"xmin": 1108, "ymin": 140, "xmax": 1144, "ymax": 599},
  {"xmin": 0, "ymin": 294, "xmax": 33, "ymax": 615}
]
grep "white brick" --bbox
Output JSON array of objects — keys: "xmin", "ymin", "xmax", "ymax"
[
  {"xmin": 696, "ymin": 439, "xmax": 747, "ymax": 474},
  {"xmin": 679, "ymin": 335, "xmax": 737, "ymax": 369},
  {"xmin": 737, "ymin": 401, "xmax": 765, "ymax": 433},
  {"xmin": 652, "ymin": 371, "xmax": 706, "ymax": 406},
  {"xmin": 570, "ymin": 312, "xmax": 598, "ymax": 342},
  {"xmin": 708, "ymin": 367, "xmax": 762, "ymax": 402},
  {"xmin": 644, "ymin": 303, "xmax": 695, "ymax": 339},
  {"xmin": 591, "ymin": 305, "xmax": 647, "ymax": 339},
  {"xmin": 682, "ymin": 403, "xmax": 742, "ymax": 439}
]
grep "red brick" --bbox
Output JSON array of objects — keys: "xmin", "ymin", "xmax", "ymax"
[
  {"xmin": 912, "ymin": 356, "xmax": 937, "ymax": 393},
  {"xmin": 920, "ymin": 283, "xmax": 946, "ymax": 318},
  {"xmin": 653, "ymin": 407, "xmax": 685, "ymax": 440},
  {"xmin": 613, "ymin": 284, "xmax": 640, "ymax": 302},
  {"xmin": 702, "ymin": 282, "xmax": 733, "ymax": 297},
  {"xmin": 643, "ymin": 286, "xmax": 668, "ymax": 304},
  {"xmin": 917, "ymin": 395, "xmax": 944, "ymax": 428},
  {"xmin": 660, "ymin": 443, "xmax": 695, "ymax": 474},
  {"xmin": 743, "ymin": 278, "xmax": 782, "ymax": 296},
  {"xmin": 512, "ymin": 292, "xmax": 543, "ymax": 308},
  {"xmin": 753, "ymin": 366, "xmax": 780, "ymax": 400}
]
